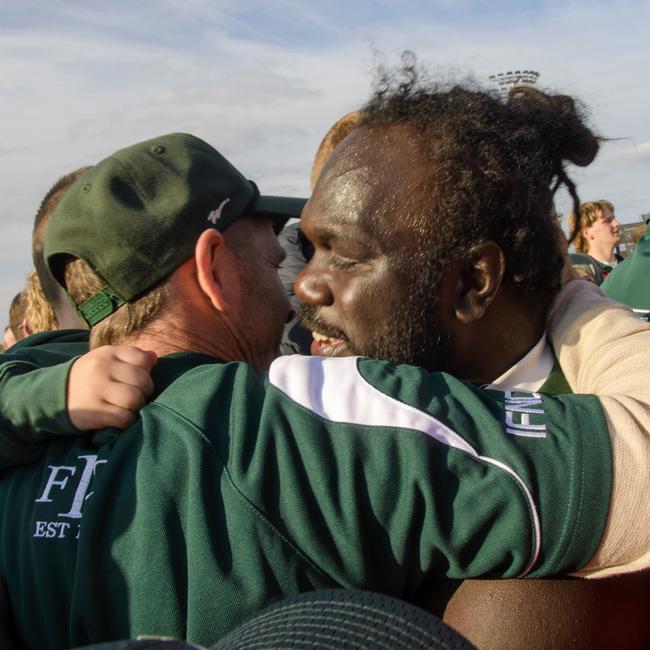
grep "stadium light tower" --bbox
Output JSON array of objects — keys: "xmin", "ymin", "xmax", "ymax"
[{"xmin": 489, "ymin": 70, "xmax": 540, "ymax": 98}]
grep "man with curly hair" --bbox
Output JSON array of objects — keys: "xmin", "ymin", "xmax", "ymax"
[
  {"xmin": 293, "ymin": 66, "xmax": 650, "ymax": 647},
  {"xmin": 0, "ymin": 67, "xmax": 649, "ymax": 648},
  {"xmin": 299, "ymin": 74, "xmax": 590, "ymax": 374}
]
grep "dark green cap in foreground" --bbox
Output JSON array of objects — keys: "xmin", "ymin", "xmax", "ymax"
[{"xmin": 44, "ymin": 133, "xmax": 306, "ymax": 326}]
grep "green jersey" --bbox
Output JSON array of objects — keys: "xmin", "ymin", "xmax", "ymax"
[
  {"xmin": 602, "ymin": 226, "xmax": 650, "ymax": 317},
  {"xmin": 0, "ymin": 330, "xmax": 88, "ymax": 468},
  {"xmin": 0, "ymin": 345, "xmax": 611, "ymax": 648}
]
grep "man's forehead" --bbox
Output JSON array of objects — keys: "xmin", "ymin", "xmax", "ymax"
[
  {"xmin": 307, "ymin": 123, "xmax": 427, "ymax": 222},
  {"xmin": 326, "ymin": 123, "xmax": 423, "ymax": 172},
  {"xmin": 301, "ymin": 128, "xmax": 433, "ymax": 257}
]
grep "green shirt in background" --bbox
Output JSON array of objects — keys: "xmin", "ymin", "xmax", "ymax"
[{"xmin": 602, "ymin": 225, "xmax": 650, "ymax": 318}]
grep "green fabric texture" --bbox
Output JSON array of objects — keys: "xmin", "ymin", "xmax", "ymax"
[
  {"xmin": 356, "ymin": 359, "xmax": 610, "ymax": 577},
  {"xmin": 0, "ymin": 330, "xmax": 89, "ymax": 470},
  {"xmin": 602, "ymin": 226, "xmax": 650, "ymax": 313},
  {"xmin": 44, "ymin": 133, "xmax": 306, "ymax": 324},
  {"xmin": 0, "ymin": 352, "xmax": 612, "ymax": 649}
]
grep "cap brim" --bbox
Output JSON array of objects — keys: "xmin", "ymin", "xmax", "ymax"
[{"xmin": 251, "ymin": 195, "xmax": 307, "ymax": 232}]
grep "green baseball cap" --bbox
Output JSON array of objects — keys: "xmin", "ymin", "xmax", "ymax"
[{"xmin": 45, "ymin": 133, "xmax": 306, "ymax": 326}]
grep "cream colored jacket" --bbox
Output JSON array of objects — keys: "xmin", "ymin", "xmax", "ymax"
[{"xmin": 550, "ymin": 280, "xmax": 650, "ymax": 577}]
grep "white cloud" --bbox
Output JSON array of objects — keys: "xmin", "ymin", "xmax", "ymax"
[{"xmin": 0, "ymin": 0, "xmax": 649, "ymax": 319}]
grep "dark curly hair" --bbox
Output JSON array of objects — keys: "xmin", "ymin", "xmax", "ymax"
[{"xmin": 358, "ymin": 56, "xmax": 600, "ymax": 321}]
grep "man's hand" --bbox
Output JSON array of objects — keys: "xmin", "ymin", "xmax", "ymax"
[{"xmin": 67, "ymin": 346, "xmax": 158, "ymax": 431}]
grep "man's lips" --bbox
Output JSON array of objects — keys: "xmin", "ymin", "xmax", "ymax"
[
  {"xmin": 297, "ymin": 305, "xmax": 351, "ymax": 356},
  {"xmin": 310, "ymin": 330, "xmax": 349, "ymax": 357}
]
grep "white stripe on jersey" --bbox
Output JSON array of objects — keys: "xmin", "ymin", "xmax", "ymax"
[{"xmin": 269, "ymin": 354, "xmax": 541, "ymax": 576}]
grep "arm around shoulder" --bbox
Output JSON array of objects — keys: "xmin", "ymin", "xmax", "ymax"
[
  {"xmin": 549, "ymin": 280, "xmax": 650, "ymax": 576},
  {"xmin": 0, "ymin": 357, "xmax": 79, "ymax": 470}
]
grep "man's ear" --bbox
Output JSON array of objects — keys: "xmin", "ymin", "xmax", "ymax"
[
  {"xmin": 453, "ymin": 242, "xmax": 505, "ymax": 324},
  {"xmin": 194, "ymin": 228, "xmax": 229, "ymax": 313}
]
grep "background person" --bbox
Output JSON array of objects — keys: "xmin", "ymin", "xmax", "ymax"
[
  {"xmin": 2, "ymin": 325, "xmax": 17, "ymax": 351},
  {"xmin": 568, "ymin": 200, "xmax": 622, "ymax": 284},
  {"xmin": 601, "ymin": 215, "xmax": 650, "ymax": 320},
  {"xmin": 23, "ymin": 270, "xmax": 58, "ymax": 334},
  {"xmin": 3, "ymin": 289, "xmax": 29, "ymax": 349},
  {"xmin": 32, "ymin": 166, "xmax": 92, "ymax": 330},
  {"xmin": 277, "ymin": 110, "xmax": 361, "ymax": 355}
]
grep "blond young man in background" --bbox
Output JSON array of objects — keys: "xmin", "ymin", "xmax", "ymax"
[{"xmin": 569, "ymin": 200, "xmax": 622, "ymax": 284}]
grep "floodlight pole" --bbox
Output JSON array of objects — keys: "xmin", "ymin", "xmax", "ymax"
[{"xmin": 488, "ymin": 70, "xmax": 540, "ymax": 98}]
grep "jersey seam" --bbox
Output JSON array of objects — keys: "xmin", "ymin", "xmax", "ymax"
[
  {"xmin": 269, "ymin": 382, "xmax": 538, "ymax": 578},
  {"xmin": 351, "ymin": 362, "xmax": 541, "ymax": 575}
]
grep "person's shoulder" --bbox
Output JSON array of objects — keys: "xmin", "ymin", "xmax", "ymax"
[
  {"xmin": 156, "ymin": 357, "xmax": 264, "ymax": 395},
  {"xmin": 7, "ymin": 328, "xmax": 89, "ymax": 351},
  {"xmin": 2, "ymin": 329, "xmax": 89, "ymax": 365},
  {"xmin": 268, "ymin": 354, "xmax": 499, "ymax": 431},
  {"xmin": 568, "ymin": 253, "xmax": 600, "ymax": 283},
  {"xmin": 148, "ymin": 357, "xmax": 267, "ymax": 437}
]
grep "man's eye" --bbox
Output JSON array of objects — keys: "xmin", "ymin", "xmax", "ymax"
[{"xmin": 329, "ymin": 256, "xmax": 357, "ymax": 270}]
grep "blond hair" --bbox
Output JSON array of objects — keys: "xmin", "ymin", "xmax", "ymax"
[
  {"xmin": 32, "ymin": 167, "xmax": 92, "ymax": 315},
  {"xmin": 568, "ymin": 200, "xmax": 615, "ymax": 254},
  {"xmin": 310, "ymin": 111, "xmax": 361, "ymax": 190},
  {"xmin": 7, "ymin": 290, "xmax": 27, "ymax": 340},
  {"xmin": 64, "ymin": 258, "xmax": 170, "ymax": 348},
  {"xmin": 24, "ymin": 270, "xmax": 59, "ymax": 333}
]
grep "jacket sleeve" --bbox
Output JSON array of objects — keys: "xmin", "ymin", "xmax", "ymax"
[
  {"xmin": 224, "ymin": 354, "xmax": 612, "ymax": 590},
  {"xmin": 548, "ymin": 280, "xmax": 650, "ymax": 576},
  {"xmin": 0, "ymin": 354, "xmax": 80, "ymax": 471}
]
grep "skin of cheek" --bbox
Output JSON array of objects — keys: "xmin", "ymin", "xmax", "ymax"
[
  {"xmin": 253, "ymin": 265, "xmax": 291, "ymax": 361},
  {"xmin": 224, "ymin": 226, "xmax": 290, "ymax": 369},
  {"xmin": 333, "ymin": 260, "xmax": 400, "ymax": 353}
]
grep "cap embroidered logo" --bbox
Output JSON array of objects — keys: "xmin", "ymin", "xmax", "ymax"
[{"xmin": 207, "ymin": 198, "xmax": 230, "ymax": 224}]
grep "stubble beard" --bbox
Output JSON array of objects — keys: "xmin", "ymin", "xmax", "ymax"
[
  {"xmin": 299, "ymin": 258, "xmax": 452, "ymax": 371},
  {"xmin": 355, "ymin": 273, "xmax": 451, "ymax": 370}
]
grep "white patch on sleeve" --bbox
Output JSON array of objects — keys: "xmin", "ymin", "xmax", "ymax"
[{"xmin": 269, "ymin": 354, "xmax": 541, "ymax": 576}]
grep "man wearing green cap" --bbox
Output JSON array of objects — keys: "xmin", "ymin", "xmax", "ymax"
[
  {"xmin": 47, "ymin": 138, "xmax": 302, "ymax": 330},
  {"xmin": 0, "ymin": 108, "xmax": 649, "ymax": 649},
  {"xmin": 0, "ymin": 131, "xmax": 620, "ymax": 647}
]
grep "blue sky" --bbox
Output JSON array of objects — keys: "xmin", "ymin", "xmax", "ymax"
[{"xmin": 1, "ymin": 0, "xmax": 649, "ymax": 322}]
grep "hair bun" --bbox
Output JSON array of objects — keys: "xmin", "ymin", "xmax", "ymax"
[{"xmin": 508, "ymin": 87, "xmax": 600, "ymax": 168}]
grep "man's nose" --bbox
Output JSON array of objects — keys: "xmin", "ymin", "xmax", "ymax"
[{"xmin": 294, "ymin": 264, "xmax": 333, "ymax": 306}]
